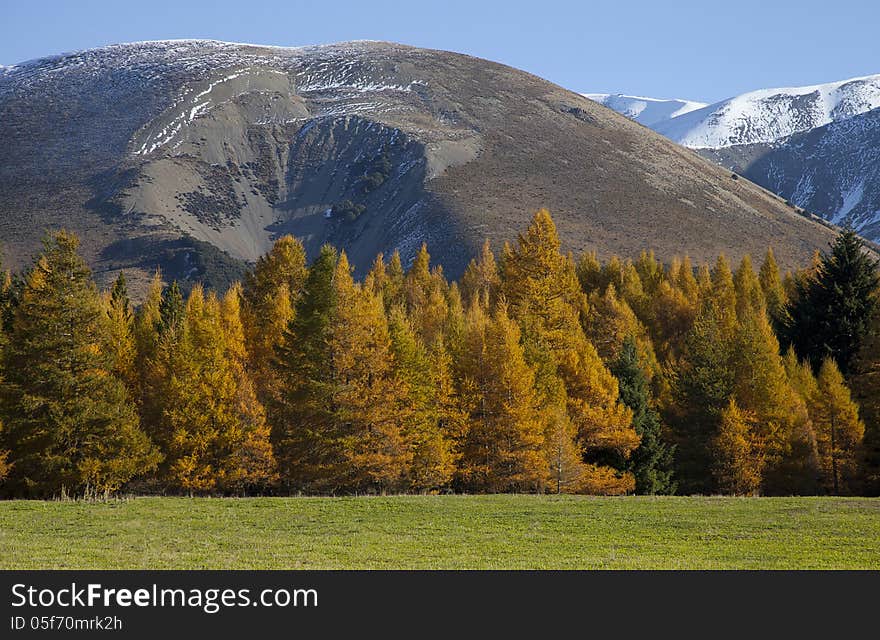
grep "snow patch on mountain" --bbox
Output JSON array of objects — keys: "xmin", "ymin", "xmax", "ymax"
[
  {"xmin": 834, "ymin": 181, "xmax": 865, "ymax": 225},
  {"xmin": 584, "ymin": 93, "xmax": 706, "ymax": 127}
]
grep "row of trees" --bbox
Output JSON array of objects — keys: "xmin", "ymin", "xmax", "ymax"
[{"xmin": 0, "ymin": 210, "xmax": 877, "ymax": 497}]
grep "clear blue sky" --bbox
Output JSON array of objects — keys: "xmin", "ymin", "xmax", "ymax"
[{"xmin": 2, "ymin": 0, "xmax": 877, "ymax": 103}]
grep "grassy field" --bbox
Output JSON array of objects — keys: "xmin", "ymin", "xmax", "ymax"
[{"xmin": 0, "ymin": 495, "xmax": 878, "ymax": 569}]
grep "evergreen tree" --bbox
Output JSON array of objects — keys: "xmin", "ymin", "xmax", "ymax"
[
  {"xmin": 0, "ymin": 232, "xmax": 159, "ymax": 497},
  {"xmin": 611, "ymin": 337, "xmax": 676, "ymax": 494},
  {"xmin": 784, "ymin": 229, "xmax": 879, "ymax": 374},
  {"xmin": 850, "ymin": 310, "xmax": 880, "ymax": 494},
  {"xmin": 159, "ymin": 280, "xmax": 185, "ymax": 336},
  {"xmin": 671, "ymin": 260, "xmax": 738, "ymax": 493},
  {"xmin": 272, "ymin": 245, "xmax": 339, "ymax": 489},
  {"xmin": 0, "ymin": 280, "xmax": 7, "ymax": 484}
]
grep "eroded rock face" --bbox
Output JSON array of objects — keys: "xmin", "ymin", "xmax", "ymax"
[{"xmin": 0, "ymin": 40, "xmax": 836, "ymax": 295}]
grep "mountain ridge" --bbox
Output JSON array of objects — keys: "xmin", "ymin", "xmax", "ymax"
[
  {"xmin": 0, "ymin": 40, "xmax": 837, "ymax": 295},
  {"xmin": 587, "ymin": 74, "xmax": 880, "ymax": 241}
]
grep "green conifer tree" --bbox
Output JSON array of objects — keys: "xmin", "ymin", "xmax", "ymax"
[
  {"xmin": 611, "ymin": 337, "xmax": 676, "ymax": 494},
  {"xmin": 0, "ymin": 232, "xmax": 159, "ymax": 497}
]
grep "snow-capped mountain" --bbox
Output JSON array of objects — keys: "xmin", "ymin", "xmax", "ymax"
[
  {"xmin": 0, "ymin": 40, "xmax": 835, "ymax": 295},
  {"xmin": 583, "ymin": 94, "xmax": 706, "ymax": 127},
  {"xmin": 653, "ymin": 74, "xmax": 880, "ymax": 148},
  {"xmin": 587, "ymin": 74, "xmax": 880, "ymax": 242}
]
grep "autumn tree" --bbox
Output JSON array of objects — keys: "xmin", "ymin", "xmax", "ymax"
[
  {"xmin": 104, "ymin": 272, "xmax": 137, "ymax": 391},
  {"xmin": 241, "ymin": 235, "xmax": 307, "ymax": 404},
  {"xmin": 585, "ymin": 285, "xmax": 660, "ymax": 382},
  {"xmin": 328, "ymin": 253, "xmax": 411, "ymax": 492},
  {"xmin": 712, "ymin": 399, "xmax": 762, "ymax": 495},
  {"xmin": 404, "ymin": 244, "xmax": 450, "ymax": 347},
  {"xmin": 647, "ymin": 276, "xmax": 698, "ymax": 363},
  {"xmin": 146, "ymin": 285, "xmax": 276, "ymax": 493},
  {"xmin": 133, "ymin": 271, "xmax": 163, "ymax": 374},
  {"xmin": 501, "ymin": 209, "xmax": 637, "ymax": 492},
  {"xmin": 813, "ymin": 358, "xmax": 864, "ymax": 494},
  {"xmin": 274, "ymin": 249, "xmax": 411, "ymax": 493},
  {"xmin": 0, "ymin": 232, "xmax": 159, "ymax": 497},
  {"xmin": 456, "ymin": 302, "xmax": 548, "ymax": 492},
  {"xmin": 759, "ymin": 248, "xmax": 787, "ymax": 330},
  {"xmin": 388, "ymin": 306, "xmax": 459, "ymax": 491},
  {"xmin": 461, "ymin": 239, "xmax": 501, "ymax": 308},
  {"xmin": 731, "ymin": 256, "xmax": 818, "ymax": 494}
]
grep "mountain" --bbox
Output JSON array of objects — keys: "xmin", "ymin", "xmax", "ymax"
[
  {"xmin": 582, "ymin": 94, "xmax": 706, "ymax": 127},
  {"xmin": 652, "ymin": 74, "xmax": 880, "ymax": 149},
  {"xmin": 588, "ymin": 75, "xmax": 880, "ymax": 242},
  {"xmin": 0, "ymin": 40, "xmax": 836, "ymax": 295},
  {"xmin": 703, "ymin": 108, "xmax": 880, "ymax": 238}
]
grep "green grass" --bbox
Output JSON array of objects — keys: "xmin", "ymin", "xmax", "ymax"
[{"xmin": 0, "ymin": 496, "xmax": 878, "ymax": 569}]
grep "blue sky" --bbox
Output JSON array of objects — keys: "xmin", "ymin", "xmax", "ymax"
[{"xmin": 1, "ymin": 0, "xmax": 877, "ymax": 103}]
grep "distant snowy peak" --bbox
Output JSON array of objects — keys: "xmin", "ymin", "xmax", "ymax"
[
  {"xmin": 584, "ymin": 93, "xmax": 706, "ymax": 127},
  {"xmin": 654, "ymin": 73, "xmax": 880, "ymax": 149}
]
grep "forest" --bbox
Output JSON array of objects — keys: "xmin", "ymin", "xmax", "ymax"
[{"xmin": 0, "ymin": 209, "xmax": 878, "ymax": 498}]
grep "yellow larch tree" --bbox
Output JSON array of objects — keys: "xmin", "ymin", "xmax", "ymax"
[
  {"xmin": 330, "ymin": 253, "xmax": 411, "ymax": 492},
  {"xmin": 151, "ymin": 285, "xmax": 275, "ymax": 493},
  {"xmin": 584, "ymin": 284, "xmax": 660, "ymax": 383},
  {"xmin": 103, "ymin": 272, "xmax": 137, "ymax": 393},
  {"xmin": 455, "ymin": 302, "xmax": 548, "ymax": 492},
  {"xmin": 712, "ymin": 399, "xmax": 762, "ymax": 495},
  {"xmin": 501, "ymin": 210, "xmax": 637, "ymax": 492},
  {"xmin": 461, "ymin": 239, "xmax": 501, "ymax": 309},
  {"xmin": 387, "ymin": 305, "xmax": 458, "ymax": 491},
  {"xmin": 240, "ymin": 235, "xmax": 307, "ymax": 405},
  {"xmin": 759, "ymin": 248, "xmax": 787, "ymax": 327},
  {"xmin": 814, "ymin": 358, "xmax": 865, "ymax": 494}
]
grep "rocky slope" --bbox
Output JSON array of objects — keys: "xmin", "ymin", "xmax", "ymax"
[
  {"xmin": 704, "ymin": 108, "xmax": 880, "ymax": 238},
  {"xmin": 0, "ymin": 40, "xmax": 837, "ymax": 294}
]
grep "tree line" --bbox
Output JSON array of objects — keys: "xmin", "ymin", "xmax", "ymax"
[{"xmin": 0, "ymin": 209, "xmax": 878, "ymax": 497}]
